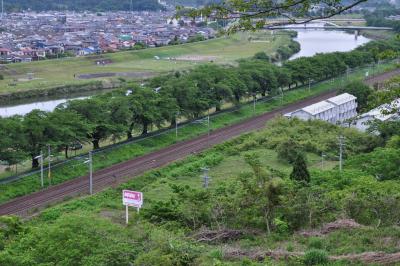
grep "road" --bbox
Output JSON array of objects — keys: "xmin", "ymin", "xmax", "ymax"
[{"xmin": 0, "ymin": 90, "xmax": 337, "ymax": 216}]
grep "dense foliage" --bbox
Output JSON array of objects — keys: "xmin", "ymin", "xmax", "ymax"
[
  {"xmin": 365, "ymin": 6, "xmax": 400, "ymax": 32},
  {"xmin": 5, "ymin": 0, "xmax": 164, "ymax": 12},
  {"xmin": 2, "ymin": 115, "xmax": 400, "ymax": 265}
]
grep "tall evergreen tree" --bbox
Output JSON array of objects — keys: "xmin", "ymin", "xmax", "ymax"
[{"xmin": 290, "ymin": 154, "xmax": 310, "ymax": 184}]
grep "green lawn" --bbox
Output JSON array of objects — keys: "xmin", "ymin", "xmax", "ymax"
[
  {"xmin": 143, "ymin": 148, "xmax": 338, "ymax": 203},
  {"xmin": 0, "ymin": 32, "xmax": 291, "ymax": 94}
]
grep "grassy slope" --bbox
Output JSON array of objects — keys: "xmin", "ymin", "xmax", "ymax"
[
  {"xmin": 0, "ymin": 61, "xmax": 395, "ymax": 204},
  {"xmin": 0, "ymin": 32, "xmax": 290, "ymax": 93},
  {"xmin": 15, "ymin": 117, "xmax": 399, "ymax": 265}
]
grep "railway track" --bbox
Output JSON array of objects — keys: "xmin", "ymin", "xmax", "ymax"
[{"xmin": 0, "ymin": 90, "xmax": 337, "ymax": 216}]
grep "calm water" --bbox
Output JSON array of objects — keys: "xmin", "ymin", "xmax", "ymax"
[
  {"xmin": 290, "ymin": 29, "xmax": 370, "ymax": 60},
  {"xmin": 0, "ymin": 29, "xmax": 371, "ymax": 117}
]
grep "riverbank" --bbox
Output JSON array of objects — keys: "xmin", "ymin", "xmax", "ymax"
[{"xmin": 0, "ymin": 79, "xmax": 121, "ymax": 105}]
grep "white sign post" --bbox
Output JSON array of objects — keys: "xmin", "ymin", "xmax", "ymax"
[{"xmin": 122, "ymin": 190, "xmax": 143, "ymax": 225}]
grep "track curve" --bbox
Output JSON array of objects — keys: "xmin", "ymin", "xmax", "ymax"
[{"xmin": 0, "ymin": 90, "xmax": 337, "ymax": 216}]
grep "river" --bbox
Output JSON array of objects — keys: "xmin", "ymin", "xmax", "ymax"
[
  {"xmin": 0, "ymin": 29, "xmax": 371, "ymax": 117},
  {"xmin": 289, "ymin": 28, "xmax": 370, "ymax": 60}
]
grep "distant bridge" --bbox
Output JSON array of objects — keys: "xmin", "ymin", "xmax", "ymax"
[
  {"xmin": 269, "ymin": 25, "xmax": 393, "ymax": 31},
  {"xmin": 268, "ymin": 22, "xmax": 393, "ymax": 39}
]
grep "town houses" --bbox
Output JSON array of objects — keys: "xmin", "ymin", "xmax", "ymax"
[{"xmin": 0, "ymin": 11, "xmax": 215, "ymax": 64}]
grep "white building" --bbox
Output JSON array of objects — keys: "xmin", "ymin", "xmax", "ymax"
[
  {"xmin": 285, "ymin": 93, "xmax": 358, "ymax": 124},
  {"xmin": 354, "ymin": 99, "xmax": 400, "ymax": 132},
  {"xmin": 326, "ymin": 93, "xmax": 358, "ymax": 122}
]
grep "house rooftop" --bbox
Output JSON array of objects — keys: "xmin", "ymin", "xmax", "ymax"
[
  {"xmin": 327, "ymin": 93, "xmax": 357, "ymax": 106},
  {"xmin": 301, "ymin": 101, "xmax": 336, "ymax": 115},
  {"xmin": 361, "ymin": 99, "xmax": 400, "ymax": 121}
]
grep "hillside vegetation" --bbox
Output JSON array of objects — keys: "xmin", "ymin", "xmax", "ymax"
[
  {"xmin": 4, "ymin": 0, "xmax": 164, "ymax": 12},
  {"xmin": 1, "ymin": 106, "xmax": 400, "ymax": 264}
]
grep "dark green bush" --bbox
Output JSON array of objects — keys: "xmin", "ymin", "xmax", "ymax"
[{"xmin": 303, "ymin": 249, "xmax": 329, "ymax": 265}]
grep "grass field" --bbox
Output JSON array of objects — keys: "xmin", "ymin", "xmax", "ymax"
[{"xmin": 0, "ymin": 32, "xmax": 291, "ymax": 94}]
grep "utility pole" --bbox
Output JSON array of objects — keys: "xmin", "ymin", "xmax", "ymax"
[
  {"xmin": 175, "ymin": 111, "xmax": 179, "ymax": 140},
  {"xmin": 338, "ymin": 135, "xmax": 345, "ymax": 172},
  {"xmin": 84, "ymin": 151, "xmax": 93, "ymax": 195},
  {"xmin": 47, "ymin": 145, "xmax": 52, "ymax": 185},
  {"xmin": 130, "ymin": 0, "xmax": 133, "ymax": 21},
  {"xmin": 253, "ymin": 93, "xmax": 257, "ymax": 114},
  {"xmin": 193, "ymin": 111, "xmax": 211, "ymax": 148},
  {"xmin": 280, "ymin": 88, "xmax": 284, "ymax": 104},
  {"xmin": 321, "ymin": 153, "xmax": 326, "ymax": 170},
  {"xmin": 201, "ymin": 167, "xmax": 210, "ymax": 188},
  {"xmin": 35, "ymin": 152, "xmax": 44, "ymax": 188},
  {"xmin": 89, "ymin": 151, "xmax": 93, "ymax": 195}
]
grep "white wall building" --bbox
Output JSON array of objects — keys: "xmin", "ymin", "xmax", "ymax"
[
  {"xmin": 285, "ymin": 93, "xmax": 358, "ymax": 124},
  {"xmin": 354, "ymin": 99, "xmax": 400, "ymax": 132}
]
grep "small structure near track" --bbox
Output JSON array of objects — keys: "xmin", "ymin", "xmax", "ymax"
[{"xmin": 285, "ymin": 93, "xmax": 358, "ymax": 124}]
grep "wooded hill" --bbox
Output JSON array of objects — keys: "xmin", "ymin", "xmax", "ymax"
[{"xmin": 4, "ymin": 0, "xmax": 165, "ymax": 12}]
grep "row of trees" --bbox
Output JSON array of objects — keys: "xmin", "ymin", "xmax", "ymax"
[
  {"xmin": 0, "ymin": 38, "xmax": 398, "ymax": 169},
  {"xmin": 364, "ymin": 6, "xmax": 400, "ymax": 33}
]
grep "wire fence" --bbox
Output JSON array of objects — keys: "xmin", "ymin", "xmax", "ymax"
[{"xmin": 0, "ymin": 59, "xmax": 397, "ymax": 185}]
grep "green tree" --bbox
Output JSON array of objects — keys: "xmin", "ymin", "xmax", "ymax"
[
  {"xmin": 240, "ymin": 153, "xmax": 285, "ymax": 234},
  {"xmin": 63, "ymin": 98, "xmax": 115, "ymax": 149},
  {"xmin": 339, "ymin": 81, "xmax": 374, "ymax": 112},
  {"xmin": 47, "ymin": 109, "xmax": 91, "ymax": 158},
  {"xmin": 21, "ymin": 110, "xmax": 52, "ymax": 168},
  {"xmin": 0, "ymin": 116, "xmax": 26, "ymax": 168},
  {"xmin": 253, "ymin": 51, "xmax": 270, "ymax": 61},
  {"xmin": 290, "ymin": 154, "xmax": 310, "ymax": 184},
  {"xmin": 192, "ymin": 0, "xmax": 367, "ymax": 32}
]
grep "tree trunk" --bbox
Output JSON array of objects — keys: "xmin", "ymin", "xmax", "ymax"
[
  {"xmin": 65, "ymin": 145, "xmax": 69, "ymax": 158},
  {"xmin": 171, "ymin": 117, "xmax": 177, "ymax": 127},
  {"xmin": 127, "ymin": 122, "xmax": 134, "ymax": 139},
  {"xmin": 92, "ymin": 139, "xmax": 100, "ymax": 150},
  {"xmin": 216, "ymin": 104, "xmax": 221, "ymax": 112},
  {"xmin": 142, "ymin": 122, "xmax": 148, "ymax": 135},
  {"xmin": 32, "ymin": 156, "xmax": 39, "ymax": 169}
]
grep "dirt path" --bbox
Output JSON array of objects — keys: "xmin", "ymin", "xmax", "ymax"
[
  {"xmin": 77, "ymin": 72, "xmax": 155, "ymax": 79},
  {"xmin": 365, "ymin": 68, "xmax": 400, "ymax": 86}
]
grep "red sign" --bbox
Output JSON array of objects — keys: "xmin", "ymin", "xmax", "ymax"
[{"xmin": 122, "ymin": 190, "xmax": 143, "ymax": 207}]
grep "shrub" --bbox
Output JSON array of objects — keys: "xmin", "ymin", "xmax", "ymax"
[
  {"xmin": 307, "ymin": 237, "xmax": 324, "ymax": 250},
  {"xmin": 303, "ymin": 249, "xmax": 329, "ymax": 266},
  {"xmin": 274, "ymin": 218, "xmax": 290, "ymax": 234},
  {"xmin": 276, "ymin": 138, "xmax": 303, "ymax": 163}
]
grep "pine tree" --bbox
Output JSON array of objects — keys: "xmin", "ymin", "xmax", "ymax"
[{"xmin": 290, "ymin": 154, "xmax": 310, "ymax": 184}]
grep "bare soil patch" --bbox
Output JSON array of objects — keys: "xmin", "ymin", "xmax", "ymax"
[
  {"xmin": 192, "ymin": 228, "xmax": 258, "ymax": 243},
  {"xmin": 0, "ymin": 65, "xmax": 17, "ymax": 76},
  {"xmin": 298, "ymin": 219, "xmax": 363, "ymax": 237},
  {"xmin": 174, "ymin": 55, "xmax": 219, "ymax": 62},
  {"xmin": 77, "ymin": 71, "xmax": 155, "ymax": 79},
  {"xmin": 224, "ymin": 247, "xmax": 400, "ymax": 265},
  {"xmin": 365, "ymin": 68, "xmax": 400, "ymax": 87}
]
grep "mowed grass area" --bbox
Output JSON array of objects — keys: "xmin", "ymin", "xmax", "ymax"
[
  {"xmin": 0, "ymin": 32, "xmax": 291, "ymax": 94},
  {"xmin": 144, "ymin": 148, "xmax": 337, "ymax": 203}
]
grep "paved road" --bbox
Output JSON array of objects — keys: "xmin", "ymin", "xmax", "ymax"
[{"xmin": 0, "ymin": 90, "xmax": 337, "ymax": 216}]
